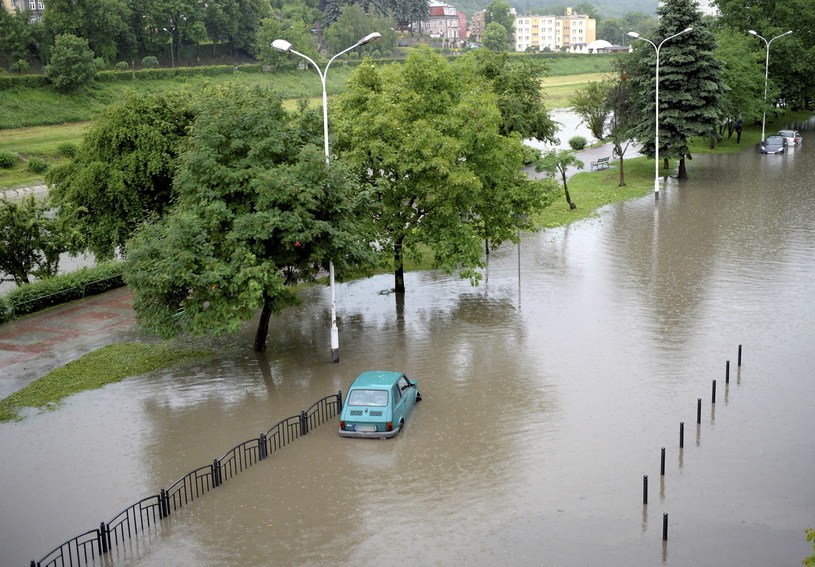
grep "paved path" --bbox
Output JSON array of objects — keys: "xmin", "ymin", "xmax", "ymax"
[
  {"xmin": 0, "ymin": 287, "xmax": 139, "ymax": 399},
  {"xmin": 1, "ymin": 184, "xmax": 48, "ymax": 202}
]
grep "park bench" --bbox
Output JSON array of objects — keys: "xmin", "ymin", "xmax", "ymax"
[{"xmin": 591, "ymin": 156, "xmax": 610, "ymax": 170}]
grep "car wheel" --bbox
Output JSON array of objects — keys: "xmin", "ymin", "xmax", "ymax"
[{"xmin": 416, "ymin": 391, "xmax": 422, "ymax": 401}]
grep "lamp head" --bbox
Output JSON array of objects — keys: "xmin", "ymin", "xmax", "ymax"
[
  {"xmin": 627, "ymin": 31, "xmax": 640, "ymax": 38},
  {"xmin": 357, "ymin": 32, "xmax": 382, "ymax": 47},
  {"xmin": 748, "ymin": 30, "xmax": 758, "ymax": 36},
  {"xmin": 682, "ymin": 27, "xmax": 693, "ymax": 34},
  {"xmin": 272, "ymin": 39, "xmax": 292, "ymax": 52}
]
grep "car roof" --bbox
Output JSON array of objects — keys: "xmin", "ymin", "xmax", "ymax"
[
  {"xmin": 349, "ymin": 371, "xmax": 405, "ymax": 389},
  {"xmin": 778, "ymin": 130, "xmax": 797, "ymax": 135}
]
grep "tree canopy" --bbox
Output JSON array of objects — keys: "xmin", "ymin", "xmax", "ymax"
[
  {"xmin": 334, "ymin": 48, "xmax": 556, "ymax": 294},
  {"xmin": 124, "ymin": 85, "xmax": 375, "ymax": 352},
  {"xmin": 47, "ymin": 91, "xmax": 195, "ymax": 260},
  {"xmin": 628, "ymin": 0, "xmax": 726, "ymax": 179}
]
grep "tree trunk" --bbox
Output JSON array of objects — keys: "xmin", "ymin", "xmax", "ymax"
[
  {"xmin": 663, "ymin": 157, "xmax": 669, "ymax": 171},
  {"xmin": 677, "ymin": 156, "xmax": 688, "ymax": 180},
  {"xmin": 394, "ymin": 237, "xmax": 405, "ymax": 294},
  {"xmin": 564, "ymin": 185, "xmax": 577, "ymax": 209},
  {"xmin": 254, "ymin": 292, "xmax": 273, "ymax": 352},
  {"xmin": 484, "ymin": 239, "xmax": 490, "ymax": 256},
  {"xmin": 618, "ymin": 156, "xmax": 626, "ymax": 187}
]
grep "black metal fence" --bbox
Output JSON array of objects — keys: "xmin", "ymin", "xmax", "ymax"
[{"xmin": 31, "ymin": 391, "xmax": 343, "ymax": 567}]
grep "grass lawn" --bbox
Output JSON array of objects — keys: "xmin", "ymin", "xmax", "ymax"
[{"xmin": 0, "ymin": 342, "xmax": 212, "ymax": 421}]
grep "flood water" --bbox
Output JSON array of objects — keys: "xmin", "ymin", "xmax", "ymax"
[{"xmin": 2, "ymin": 119, "xmax": 815, "ymax": 566}]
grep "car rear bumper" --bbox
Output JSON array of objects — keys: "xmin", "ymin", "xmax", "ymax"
[{"xmin": 338, "ymin": 425, "xmax": 401, "ymax": 438}]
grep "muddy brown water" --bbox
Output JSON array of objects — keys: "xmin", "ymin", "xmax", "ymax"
[{"xmin": 2, "ymin": 119, "xmax": 814, "ymax": 566}]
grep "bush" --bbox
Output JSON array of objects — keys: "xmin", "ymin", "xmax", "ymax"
[
  {"xmin": 9, "ymin": 59, "xmax": 30, "ymax": 73},
  {"xmin": 3, "ymin": 261, "xmax": 125, "ymax": 319},
  {"xmin": 0, "ymin": 151, "xmax": 17, "ymax": 169},
  {"xmin": 0, "ymin": 296, "xmax": 8, "ymax": 324},
  {"xmin": 114, "ymin": 61, "xmax": 129, "ymax": 70},
  {"xmin": 27, "ymin": 157, "xmax": 49, "ymax": 173},
  {"xmin": 43, "ymin": 34, "xmax": 96, "ymax": 93},
  {"xmin": 141, "ymin": 56, "xmax": 159, "ymax": 68},
  {"xmin": 57, "ymin": 142, "xmax": 78, "ymax": 158},
  {"xmin": 93, "ymin": 57, "xmax": 107, "ymax": 71},
  {"xmin": 569, "ymin": 136, "xmax": 587, "ymax": 150}
]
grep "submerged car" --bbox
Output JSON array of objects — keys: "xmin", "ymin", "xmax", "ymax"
[
  {"xmin": 777, "ymin": 129, "xmax": 803, "ymax": 146},
  {"xmin": 760, "ymin": 135, "xmax": 787, "ymax": 154},
  {"xmin": 339, "ymin": 371, "xmax": 421, "ymax": 438}
]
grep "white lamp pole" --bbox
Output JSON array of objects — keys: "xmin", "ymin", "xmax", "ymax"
[
  {"xmin": 272, "ymin": 32, "xmax": 381, "ymax": 363},
  {"xmin": 748, "ymin": 30, "xmax": 793, "ymax": 142},
  {"xmin": 162, "ymin": 27, "xmax": 174, "ymax": 68},
  {"xmin": 628, "ymin": 27, "xmax": 693, "ymax": 200}
]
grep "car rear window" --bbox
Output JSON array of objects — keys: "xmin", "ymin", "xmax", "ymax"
[
  {"xmin": 348, "ymin": 389, "xmax": 389, "ymax": 406},
  {"xmin": 778, "ymin": 131, "xmax": 794, "ymax": 137}
]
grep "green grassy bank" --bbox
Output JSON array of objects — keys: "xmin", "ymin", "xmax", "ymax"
[{"xmin": 0, "ymin": 343, "xmax": 211, "ymax": 421}]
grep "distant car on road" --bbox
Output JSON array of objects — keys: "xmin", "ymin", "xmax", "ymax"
[
  {"xmin": 339, "ymin": 371, "xmax": 421, "ymax": 438},
  {"xmin": 760, "ymin": 135, "xmax": 787, "ymax": 154},
  {"xmin": 777, "ymin": 129, "xmax": 803, "ymax": 147}
]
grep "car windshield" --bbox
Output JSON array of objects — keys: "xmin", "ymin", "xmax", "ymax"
[
  {"xmin": 347, "ymin": 389, "xmax": 389, "ymax": 407},
  {"xmin": 765, "ymin": 136, "xmax": 784, "ymax": 144}
]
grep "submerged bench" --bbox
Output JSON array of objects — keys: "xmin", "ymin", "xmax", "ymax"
[{"xmin": 591, "ymin": 156, "xmax": 610, "ymax": 170}]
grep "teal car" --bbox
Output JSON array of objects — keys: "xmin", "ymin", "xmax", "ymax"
[{"xmin": 339, "ymin": 371, "xmax": 421, "ymax": 438}]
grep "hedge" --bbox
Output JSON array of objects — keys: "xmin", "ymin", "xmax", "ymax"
[
  {"xmin": 0, "ymin": 74, "xmax": 48, "ymax": 90},
  {"xmin": 1, "ymin": 261, "xmax": 125, "ymax": 322}
]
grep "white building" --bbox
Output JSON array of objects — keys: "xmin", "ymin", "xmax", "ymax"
[{"xmin": 514, "ymin": 7, "xmax": 596, "ymax": 52}]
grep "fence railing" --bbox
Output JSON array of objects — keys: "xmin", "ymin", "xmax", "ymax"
[{"xmin": 32, "ymin": 391, "xmax": 343, "ymax": 567}]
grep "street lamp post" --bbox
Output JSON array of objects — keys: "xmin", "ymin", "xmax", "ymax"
[
  {"xmin": 628, "ymin": 27, "xmax": 693, "ymax": 200},
  {"xmin": 272, "ymin": 32, "xmax": 381, "ymax": 363},
  {"xmin": 162, "ymin": 27, "xmax": 174, "ymax": 68},
  {"xmin": 748, "ymin": 30, "xmax": 793, "ymax": 142}
]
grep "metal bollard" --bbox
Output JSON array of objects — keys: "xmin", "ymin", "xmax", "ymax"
[
  {"xmin": 697, "ymin": 398, "xmax": 702, "ymax": 424},
  {"xmin": 738, "ymin": 344, "xmax": 742, "ymax": 366},
  {"xmin": 680, "ymin": 422, "xmax": 684, "ymax": 449},
  {"xmin": 660, "ymin": 448, "xmax": 666, "ymax": 475},
  {"xmin": 663, "ymin": 513, "xmax": 669, "ymax": 540},
  {"xmin": 712, "ymin": 379, "xmax": 717, "ymax": 404},
  {"xmin": 726, "ymin": 360, "xmax": 730, "ymax": 384},
  {"xmin": 643, "ymin": 475, "xmax": 648, "ymax": 504}
]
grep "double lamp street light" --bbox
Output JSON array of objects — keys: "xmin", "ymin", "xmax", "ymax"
[
  {"xmin": 272, "ymin": 32, "xmax": 381, "ymax": 363},
  {"xmin": 748, "ymin": 29, "xmax": 793, "ymax": 142},
  {"xmin": 628, "ymin": 27, "xmax": 693, "ymax": 200}
]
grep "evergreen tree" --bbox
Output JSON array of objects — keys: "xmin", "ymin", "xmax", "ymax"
[{"xmin": 629, "ymin": 0, "xmax": 726, "ymax": 180}]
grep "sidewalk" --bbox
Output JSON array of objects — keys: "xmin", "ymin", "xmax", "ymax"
[
  {"xmin": 524, "ymin": 141, "xmax": 644, "ymax": 181},
  {"xmin": 0, "ymin": 286, "xmax": 139, "ymax": 399}
]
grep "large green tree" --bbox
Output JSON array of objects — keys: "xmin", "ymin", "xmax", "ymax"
[
  {"xmin": 125, "ymin": 86, "xmax": 374, "ymax": 353},
  {"xmin": 47, "ymin": 91, "xmax": 195, "ymax": 259},
  {"xmin": 335, "ymin": 48, "xmax": 555, "ymax": 293},
  {"xmin": 628, "ymin": 0, "xmax": 726, "ymax": 180},
  {"xmin": 0, "ymin": 196, "xmax": 68, "ymax": 285},
  {"xmin": 462, "ymin": 49, "xmax": 558, "ymax": 143},
  {"xmin": 715, "ymin": 0, "xmax": 815, "ymax": 111},
  {"xmin": 43, "ymin": 0, "xmax": 134, "ymax": 62},
  {"xmin": 43, "ymin": 34, "xmax": 96, "ymax": 93}
]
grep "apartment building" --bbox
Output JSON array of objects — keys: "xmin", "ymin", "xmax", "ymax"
[
  {"xmin": 2, "ymin": 0, "xmax": 44, "ymax": 22},
  {"xmin": 514, "ymin": 7, "xmax": 595, "ymax": 52},
  {"xmin": 416, "ymin": 0, "xmax": 468, "ymax": 46}
]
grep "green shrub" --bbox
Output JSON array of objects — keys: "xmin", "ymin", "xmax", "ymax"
[
  {"xmin": 27, "ymin": 157, "xmax": 49, "ymax": 173},
  {"xmin": 114, "ymin": 61, "xmax": 129, "ymax": 70},
  {"xmin": 9, "ymin": 59, "xmax": 30, "ymax": 73},
  {"xmin": 0, "ymin": 296, "xmax": 9, "ymax": 323},
  {"xmin": 3, "ymin": 261, "xmax": 125, "ymax": 318},
  {"xmin": 0, "ymin": 74, "xmax": 48, "ymax": 90},
  {"xmin": 569, "ymin": 136, "xmax": 587, "ymax": 150},
  {"xmin": 57, "ymin": 142, "xmax": 78, "ymax": 158},
  {"xmin": 0, "ymin": 151, "xmax": 17, "ymax": 168},
  {"xmin": 93, "ymin": 57, "xmax": 107, "ymax": 71},
  {"xmin": 141, "ymin": 56, "xmax": 159, "ymax": 67}
]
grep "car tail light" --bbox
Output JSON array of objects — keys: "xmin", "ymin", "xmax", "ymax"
[
  {"xmin": 339, "ymin": 420, "xmax": 345, "ymax": 429},
  {"xmin": 386, "ymin": 422, "xmax": 393, "ymax": 432}
]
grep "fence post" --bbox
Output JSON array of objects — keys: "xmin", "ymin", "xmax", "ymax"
[
  {"xmin": 259, "ymin": 433, "xmax": 267, "ymax": 460},
  {"xmin": 337, "ymin": 389, "xmax": 343, "ymax": 414},
  {"xmin": 100, "ymin": 521, "xmax": 109, "ymax": 553},
  {"xmin": 159, "ymin": 488, "xmax": 169, "ymax": 518},
  {"xmin": 212, "ymin": 459, "xmax": 221, "ymax": 487},
  {"xmin": 300, "ymin": 410, "xmax": 308, "ymax": 436}
]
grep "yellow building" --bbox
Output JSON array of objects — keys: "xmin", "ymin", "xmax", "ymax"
[{"xmin": 514, "ymin": 7, "xmax": 596, "ymax": 52}]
